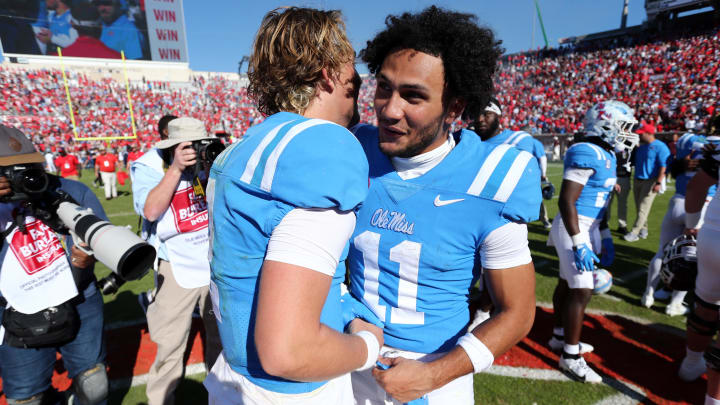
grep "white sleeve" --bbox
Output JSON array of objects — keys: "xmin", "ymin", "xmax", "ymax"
[
  {"xmin": 539, "ymin": 156, "xmax": 547, "ymax": 177},
  {"xmin": 265, "ymin": 208, "xmax": 356, "ymax": 277},
  {"xmin": 563, "ymin": 167, "xmax": 594, "ymax": 185},
  {"xmin": 480, "ymin": 222, "xmax": 532, "ymax": 269}
]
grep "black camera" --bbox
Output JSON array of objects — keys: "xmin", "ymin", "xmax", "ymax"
[
  {"xmin": 191, "ymin": 138, "xmax": 226, "ymax": 171},
  {"xmin": 0, "ymin": 163, "xmax": 49, "ymax": 202}
]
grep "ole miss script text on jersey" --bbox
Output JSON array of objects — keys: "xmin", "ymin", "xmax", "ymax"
[
  {"xmin": 170, "ymin": 186, "xmax": 209, "ymax": 233},
  {"xmin": 9, "ymin": 219, "xmax": 66, "ymax": 275}
]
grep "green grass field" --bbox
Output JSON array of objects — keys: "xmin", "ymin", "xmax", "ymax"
[{"xmin": 79, "ymin": 161, "xmax": 681, "ymax": 404}]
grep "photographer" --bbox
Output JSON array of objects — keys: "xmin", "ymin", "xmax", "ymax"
[
  {"xmin": 0, "ymin": 125, "xmax": 107, "ymax": 405},
  {"xmin": 130, "ymin": 117, "xmax": 221, "ymax": 405}
]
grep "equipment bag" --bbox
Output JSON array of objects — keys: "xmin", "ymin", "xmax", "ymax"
[{"xmin": 1, "ymin": 297, "xmax": 80, "ymax": 348}]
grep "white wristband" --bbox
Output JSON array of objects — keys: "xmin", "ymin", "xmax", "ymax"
[
  {"xmin": 457, "ymin": 333, "xmax": 494, "ymax": 374},
  {"xmin": 686, "ymin": 211, "xmax": 702, "ymax": 230},
  {"xmin": 600, "ymin": 228, "xmax": 612, "ymax": 240},
  {"xmin": 570, "ymin": 233, "xmax": 591, "ymax": 248},
  {"xmin": 355, "ymin": 331, "xmax": 380, "ymax": 371}
]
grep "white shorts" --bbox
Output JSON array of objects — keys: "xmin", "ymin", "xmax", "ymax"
[
  {"xmin": 204, "ymin": 352, "xmax": 354, "ymax": 405},
  {"xmin": 547, "ymin": 214, "xmax": 601, "ymax": 289},
  {"xmin": 695, "ymin": 226, "xmax": 720, "ymax": 306},
  {"xmin": 351, "ymin": 346, "xmax": 474, "ymax": 405}
]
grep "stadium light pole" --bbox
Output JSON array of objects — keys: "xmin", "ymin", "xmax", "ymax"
[{"xmin": 621, "ymin": 0, "xmax": 630, "ymax": 29}]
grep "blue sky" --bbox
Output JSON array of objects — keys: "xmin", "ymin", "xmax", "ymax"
[{"xmin": 183, "ymin": 0, "xmax": 649, "ymax": 73}]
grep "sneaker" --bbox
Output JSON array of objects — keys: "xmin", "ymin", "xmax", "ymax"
[
  {"xmin": 678, "ymin": 355, "xmax": 706, "ymax": 381},
  {"xmin": 548, "ymin": 336, "xmax": 594, "ymax": 354},
  {"xmin": 542, "ymin": 220, "xmax": 552, "ymax": 230},
  {"xmin": 624, "ymin": 232, "xmax": 640, "ymax": 242},
  {"xmin": 138, "ymin": 289, "xmax": 154, "ymax": 314},
  {"xmin": 559, "ymin": 356, "xmax": 603, "ymax": 383},
  {"xmin": 641, "ymin": 289, "xmax": 654, "ymax": 308},
  {"xmin": 617, "ymin": 226, "xmax": 628, "ymax": 234},
  {"xmin": 654, "ymin": 288, "xmax": 672, "ymax": 301},
  {"xmin": 639, "ymin": 229, "xmax": 649, "ymax": 239},
  {"xmin": 666, "ymin": 302, "xmax": 689, "ymax": 317}
]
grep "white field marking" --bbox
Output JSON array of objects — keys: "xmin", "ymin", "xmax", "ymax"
[
  {"xmin": 597, "ymin": 293, "xmax": 622, "ymax": 302},
  {"xmin": 107, "ymin": 211, "xmax": 138, "ymax": 218},
  {"xmin": 486, "ymin": 365, "xmax": 647, "ymax": 404},
  {"xmin": 109, "ymin": 362, "xmax": 206, "ymax": 391},
  {"xmin": 612, "ymin": 268, "xmax": 647, "ymax": 285},
  {"xmin": 536, "ymin": 301, "xmax": 686, "ymax": 337}
]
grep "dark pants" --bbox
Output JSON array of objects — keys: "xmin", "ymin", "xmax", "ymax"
[{"xmin": 0, "ymin": 284, "xmax": 107, "ymax": 404}]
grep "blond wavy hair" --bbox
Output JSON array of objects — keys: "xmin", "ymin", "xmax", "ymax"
[{"xmin": 248, "ymin": 7, "xmax": 354, "ymax": 116}]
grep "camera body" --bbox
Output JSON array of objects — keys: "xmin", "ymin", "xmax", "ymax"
[
  {"xmin": 0, "ymin": 163, "xmax": 49, "ymax": 202},
  {"xmin": 190, "ymin": 138, "xmax": 225, "ymax": 172}
]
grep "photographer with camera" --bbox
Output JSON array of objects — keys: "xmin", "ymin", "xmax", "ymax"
[
  {"xmin": 130, "ymin": 117, "xmax": 221, "ymax": 405},
  {"xmin": 0, "ymin": 125, "xmax": 108, "ymax": 405}
]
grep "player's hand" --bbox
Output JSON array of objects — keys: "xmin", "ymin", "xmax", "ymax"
[
  {"xmin": 70, "ymin": 244, "xmax": 95, "ymax": 268},
  {"xmin": 171, "ymin": 142, "xmax": 196, "ymax": 172},
  {"xmin": 614, "ymin": 183, "xmax": 621, "ymax": 193},
  {"xmin": 600, "ymin": 237, "xmax": 615, "ymax": 267},
  {"xmin": 683, "ymin": 227, "xmax": 698, "ymax": 237},
  {"xmin": 36, "ymin": 28, "xmax": 51, "ymax": 44},
  {"xmin": 652, "ymin": 183, "xmax": 661, "ymax": 193},
  {"xmin": 0, "ymin": 176, "xmax": 11, "ymax": 198},
  {"xmin": 341, "ymin": 290, "xmax": 383, "ymax": 330},
  {"xmin": 573, "ymin": 244, "xmax": 599, "ymax": 272},
  {"xmin": 348, "ymin": 318, "xmax": 383, "ymax": 349},
  {"xmin": 372, "ymin": 356, "xmax": 433, "ymax": 403}
]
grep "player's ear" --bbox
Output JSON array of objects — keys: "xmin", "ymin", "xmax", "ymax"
[
  {"xmin": 444, "ymin": 97, "xmax": 466, "ymax": 124},
  {"xmin": 318, "ymin": 67, "xmax": 335, "ymax": 94}
]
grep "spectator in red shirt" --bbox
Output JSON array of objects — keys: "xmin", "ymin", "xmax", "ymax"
[
  {"xmin": 61, "ymin": 2, "xmax": 121, "ymax": 59},
  {"xmin": 95, "ymin": 147, "xmax": 118, "ymax": 199},
  {"xmin": 125, "ymin": 145, "xmax": 144, "ymax": 172},
  {"xmin": 54, "ymin": 148, "xmax": 81, "ymax": 179}
]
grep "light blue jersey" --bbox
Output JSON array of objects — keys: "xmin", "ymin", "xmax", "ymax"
[
  {"xmin": 486, "ymin": 129, "xmax": 544, "ymax": 169},
  {"xmin": 348, "ymin": 126, "xmax": 541, "ymax": 354},
  {"xmin": 675, "ymin": 133, "xmax": 716, "ymax": 198},
  {"xmin": 564, "ymin": 142, "xmax": 617, "ymax": 220},
  {"xmin": 207, "ymin": 112, "xmax": 369, "ymax": 394}
]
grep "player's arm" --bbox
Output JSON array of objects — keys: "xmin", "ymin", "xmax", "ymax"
[
  {"xmin": 143, "ymin": 143, "xmax": 194, "ymax": 221},
  {"xmin": 255, "ymin": 208, "xmax": 383, "ymax": 382},
  {"xmin": 558, "ymin": 177, "xmax": 584, "ymax": 236},
  {"xmin": 684, "ymin": 168, "xmax": 716, "ymax": 235}
]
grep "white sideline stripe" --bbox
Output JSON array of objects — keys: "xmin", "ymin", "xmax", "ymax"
[
  {"xmin": 467, "ymin": 144, "xmax": 512, "ymax": 196},
  {"xmin": 109, "ymin": 362, "xmax": 206, "ymax": 391},
  {"xmin": 240, "ymin": 120, "xmax": 294, "ymax": 184},
  {"xmin": 107, "ymin": 211, "xmax": 137, "ymax": 218},
  {"xmin": 486, "ymin": 365, "xmax": 647, "ymax": 404},
  {"xmin": 260, "ymin": 119, "xmax": 327, "ymax": 192},
  {"xmin": 493, "ymin": 151, "xmax": 532, "ymax": 202}
]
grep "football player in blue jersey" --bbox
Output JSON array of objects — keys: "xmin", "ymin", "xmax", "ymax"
[
  {"xmin": 474, "ymin": 97, "xmax": 552, "ymax": 229},
  {"xmin": 641, "ymin": 133, "xmax": 716, "ymax": 316},
  {"xmin": 548, "ymin": 100, "xmax": 639, "ymax": 383},
  {"xmin": 347, "ymin": 7, "xmax": 540, "ymax": 404},
  {"xmin": 202, "ymin": 8, "xmax": 383, "ymax": 404}
]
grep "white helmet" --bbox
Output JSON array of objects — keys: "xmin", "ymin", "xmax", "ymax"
[{"xmin": 583, "ymin": 100, "xmax": 639, "ymax": 152}]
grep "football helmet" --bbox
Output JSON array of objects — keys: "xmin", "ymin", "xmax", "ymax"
[
  {"xmin": 676, "ymin": 133, "xmax": 707, "ymax": 160},
  {"xmin": 541, "ymin": 180, "xmax": 555, "ymax": 200},
  {"xmin": 583, "ymin": 101, "xmax": 639, "ymax": 152},
  {"xmin": 661, "ymin": 234, "xmax": 698, "ymax": 291}
]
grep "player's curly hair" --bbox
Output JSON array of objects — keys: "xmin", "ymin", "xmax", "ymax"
[
  {"xmin": 360, "ymin": 6, "xmax": 503, "ymax": 120},
  {"xmin": 248, "ymin": 7, "xmax": 354, "ymax": 116}
]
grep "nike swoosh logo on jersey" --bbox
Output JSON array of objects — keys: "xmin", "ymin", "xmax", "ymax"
[{"xmin": 434, "ymin": 196, "xmax": 465, "ymax": 206}]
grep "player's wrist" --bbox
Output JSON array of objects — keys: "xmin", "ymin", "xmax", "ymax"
[
  {"xmin": 570, "ymin": 233, "xmax": 591, "ymax": 248},
  {"xmin": 457, "ymin": 332, "xmax": 494, "ymax": 374},
  {"xmin": 354, "ymin": 330, "xmax": 380, "ymax": 371},
  {"xmin": 685, "ymin": 211, "xmax": 702, "ymax": 230}
]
